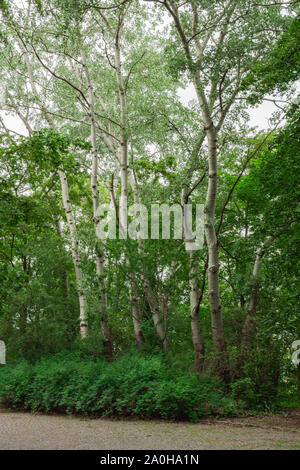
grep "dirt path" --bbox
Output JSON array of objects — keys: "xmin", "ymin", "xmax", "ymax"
[{"xmin": 0, "ymin": 409, "xmax": 299, "ymax": 450}]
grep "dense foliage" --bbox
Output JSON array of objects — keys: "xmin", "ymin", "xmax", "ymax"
[
  {"xmin": 0, "ymin": 353, "xmax": 235, "ymax": 421},
  {"xmin": 0, "ymin": 0, "xmax": 299, "ymax": 418}
]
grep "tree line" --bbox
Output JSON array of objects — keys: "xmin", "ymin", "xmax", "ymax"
[{"xmin": 0, "ymin": 0, "xmax": 299, "ymax": 402}]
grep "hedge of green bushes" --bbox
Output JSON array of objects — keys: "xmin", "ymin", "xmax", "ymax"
[{"xmin": 0, "ymin": 352, "xmax": 234, "ymax": 421}]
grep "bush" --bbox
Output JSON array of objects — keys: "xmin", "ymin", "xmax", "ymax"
[
  {"xmin": 231, "ymin": 344, "xmax": 281, "ymax": 412},
  {"xmin": 0, "ymin": 352, "xmax": 234, "ymax": 421},
  {"xmin": 230, "ymin": 377, "xmax": 278, "ymax": 412}
]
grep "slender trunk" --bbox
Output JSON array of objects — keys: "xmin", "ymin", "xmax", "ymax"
[
  {"xmin": 58, "ymin": 170, "xmax": 88, "ymax": 338},
  {"xmin": 298, "ymin": 362, "xmax": 300, "ymax": 403},
  {"xmin": 116, "ymin": 30, "xmax": 163, "ymax": 340},
  {"xmin": 96, "ymin": 251, "xmax": 112, "ymax": 357},
  {"xmin": 160, "ymin": 293, "xmax": 168, "ymax": 352},
  {"xmin": 90, "ymin": 14, "xmax": 160, "ymax": 347},
  {"xmin": 181, "ymin": 187, "xmax": 205, "ymax": 372},
  {"xmin": 193, "ymin": 80, "xmax": 230, "ymax": 381},
  {"xmin": 115, "ymin": 23, "xmax": 128, "ymax": 236},
  {"xmin": 55, "ymin": 216, "xmax": 69, "ymax": 304},
  {"xmin": 128, "ymin": 172, "xmax": 166, "ymax": 347},
  {"xmin": 111, "ymin": 170, "xmax": 145, "ymax": 346},
  {"xmin": 162, "ymin": 0, "xmax": 238, "ymax": 381},
  {"xmin": 114, "ymin": 21, "xmax": 146, "ymax": 346},
  {"xmin": 241, "ymin": 232, "xmax": 284, "ymax": 346},
  {"xmin": 189, "ymin": 251, "xmax": 205, "ymax": 373},
  {"xmin": 129, "ymin": 282, "xmax": 145, "ymax": 347},
  {"xmin": 143, "ymin": 277, "xmax": 166, "ymax": 346},
  {"xmin": 158, "ymin": 281, "xmax": 168, "ymax": 352},
  {"xmin": 20, "ymin": 40, "xmax": 88, "ymax": 338},
  {"xmin": 241, "ymin": 248, "xmax": 263, "ymax": 346},
  {"xmin": 233, "ymin": 226, "xmax": 292, "ymax": 379},
  {"xmin": 20, "ymin": 255, "xmax": 30, "ymax": 356},
  {"xmin": 81, "ymin": 47, "xmax": 112, "ymax": 355}
]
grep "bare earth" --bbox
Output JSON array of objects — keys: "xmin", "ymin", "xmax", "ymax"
[{"xmin": 0, "ymin": 408, "xmax": 299, "ymax": 450}]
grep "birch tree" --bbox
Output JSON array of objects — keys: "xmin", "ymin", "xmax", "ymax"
[
  {"xmin": 0, "ymin": 4, "xmax": 89, "ymax": 338},
  {"xmin": 145, "ymin": 0, "xmax": 295, "ymax": 380}
]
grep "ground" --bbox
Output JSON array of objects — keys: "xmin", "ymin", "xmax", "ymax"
[{"xmin": 0, "ymin": 408, "xmax": 299, "ymax": 450}]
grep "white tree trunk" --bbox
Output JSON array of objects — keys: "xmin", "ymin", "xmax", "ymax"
[
  {"xmin": 58, "ymin": 170, "xmax": 88, "ymax": 338},
  {"xmin": 20, "ymin": 39, "xmax": 88, "ymax": 338},
  {"xmin": 242, "ymin": 227, "xmax": 290, "ymax": 346},
  {"xmin": 181, "ymin": 187, "xmax": 205, "ymax": 371},
  {"xmin": 81, "ymin": 47, "xmax": 112, "ymax": 354},
  {"xmin": 129, "ymin": 282, "xmax": 145, "ymax": 347},
  {"xmin": 193, "ymin": 77, "xmax": 230, "ymax": 381},
  {"xmin": 189, "ymin": 251, "xmax": 205, "ymax": 372},
  {"xmin": 115, "ymin": 24, "xmax": 128, "ymax": 237},
  {"xmin": 128, "ymin": 172, "xmax": 166, "ymax": 347}
]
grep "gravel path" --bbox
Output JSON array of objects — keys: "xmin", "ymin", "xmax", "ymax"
[{"xmin": 0, "ymin": 409, "xmax": 299, "ymax": 450}]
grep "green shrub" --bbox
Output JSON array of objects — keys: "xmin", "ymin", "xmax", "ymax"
[
  {"xmin": 0, "ymin": 352, "xmax": 234, "ymax": 421},
  {"xmin": 231, "ymin": 343, "xmax": 282, "ymax": 412},
  {"xmin": 0, "ymin": 360, "xmax": 33, "ymax": 409},
  {"xmin": 277, "ymin": 374, "xmax": 300, "ymax": 408},
  {"xmin": 230, "ymin": 376, "xmax": 278, "ymax": 412}
]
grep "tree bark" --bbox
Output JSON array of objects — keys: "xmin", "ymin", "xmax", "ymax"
[
  {"xmin": 189, "ymin": 250, "xmax": 205, "ymax": 373},
  {"xmin": 160, "ymin": 292, "xmax": 168, "ymax": 353},
  {"xmin": 115, "ymin": 15, "xmax": 128, "ymax": 237},
  {"xmin": 19, "ymin": 39, "xmax": 88, "ymax": 338},
  {"xmin": 156, "ymin": 0, "xmax": 239, "ymax": 382},
  {"xmin": 242, "ymin": 226, "xmax": 291, "ymax": 346},
  {"xmin": 95, "ymin": 250, "xmax": 112, "ymax": 357},
  {"xmin": 194, "ymin": 79, "xmax": 230, "ymax": 382},
  {"xmin": 114, "ymin": 17, "xmax": 147, "ymax": 346},
  {"xmin": 54, "ymin": 216, "xmax": 69, "ymax": 304},
  {"xmin": 181, "ymin": 186, "xmax": 206, "ymax": 372},
  {"xmin": 81, "ymin": 47, "xmax": 112, "ymax": 355},
  {"xmin": 129, "ymin": 282, "xmax": 145, "ymax": 347},
  {"xmin": 58, "ymin": 170, "xmax": 88, "ymax": 338},
  {"xmin": 128, "ymin": 172, "xmax": 166, "ymax": 347},
  {"xmin": 298, "ymin": 362, "xmax": 300, "ymax": 404}
]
